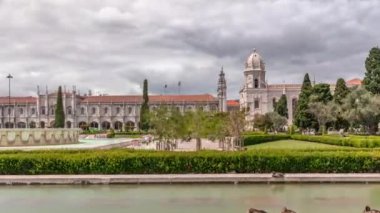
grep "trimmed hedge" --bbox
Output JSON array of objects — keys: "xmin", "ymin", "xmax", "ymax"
[
  {"xmin": 243, "ymin": 134, "xmax": 290, "ymax": 146},
  {"xmin": 1, "ymin": 149, "xmax": 379, "ymax": 174},
  {"xmin": 291, "ymin": 135, "xmax": 380, "ymax": 148},
  {"xmin": 115, "ymin": 131, "xmax": 144, "ymax": 135}
]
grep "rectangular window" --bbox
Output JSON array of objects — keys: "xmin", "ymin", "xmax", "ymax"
[{"xmin": 254, "ymin": 99, "xmax": 260, "ymax": 109}]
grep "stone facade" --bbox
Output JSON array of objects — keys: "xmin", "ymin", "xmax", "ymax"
[
  {"xmin": 0, "ymin": 91, "xmax": 219, "ymax": 131},
  {"xmin": 239, "ymin": 49, "xmax": 301, "ymax": 124}
]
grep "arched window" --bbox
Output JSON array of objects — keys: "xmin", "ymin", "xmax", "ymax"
[
  {"xmin": 92, "ymin": 107, "xmax": 96, "ymax": 115},
  {"xmin": 254, "ymin": 79, "xmax": 259, "ymax": 88},
  {"xmin": 81, "ymin": 107, "xmax": 85, "ymax": 115},
  {"xmin": 104, "ymin": 107, "xmax": 108, "ymax": 114},
  {"xmin": 19, "ymin": 108, "xmax": 24, "ymax": 115},
  {"xmin": 8, "ymin": 107, "xmax": 11, "ymax": 115},
  {"xmin": 116, "ymin": 107, "xmax": 120, "ymax": 114},
  {"xmin": 67, "ymin": 106, "xmax": 72, "ymax": 115},
  {"xmin": 31, "ymin": 108, "xmax": 36, "ymax": 115},
  {"xmin": 128, "ymin": 107, "xmax": 132, "ymax": 114},
  {"xmin": 254, "ymin": 99, "xmax": 260, "ymax": 109},
  {"xmin": 41, "ymin": 107, "xmax": 46, "ymax": 115},
  {"xmin": 51, "ymin": 106, "xmax": 55, "ymax": 115}
]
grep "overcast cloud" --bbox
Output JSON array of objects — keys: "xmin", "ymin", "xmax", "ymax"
[{"xmin": 0, "ymin": 0, "xmax": 379, "ymax": 98}]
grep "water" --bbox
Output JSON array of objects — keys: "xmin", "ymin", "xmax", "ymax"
[{"xmin": 0, "ymin": 184, "xmax": 379, "ymax": 213}]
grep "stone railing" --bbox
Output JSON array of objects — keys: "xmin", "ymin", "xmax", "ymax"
[{"xmin": 0, "ymin": 129, "xmax": 80, "ymax": 146}]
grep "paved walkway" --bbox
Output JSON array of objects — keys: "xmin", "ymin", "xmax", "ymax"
[{"xmin": 1, "ymin": 173, "xmax": 380, "ymax": 185}]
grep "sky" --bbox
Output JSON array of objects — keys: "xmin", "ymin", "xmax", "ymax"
[{"xmin": 0, "ymin": 0, "xmax": 379, "ymax": 99}]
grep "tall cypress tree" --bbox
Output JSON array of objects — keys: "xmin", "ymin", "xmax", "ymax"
[
  {"xmin": 54, "ymin": 86, "xmax": 65, "ymax": 128},
  {"xmin": 139, "ymin": 79, "xmax": 150, "ymax": 131},
  {"xmin": 294, "ymin": 73, "xmax": 315, "ymax": 129},
  {"xmin": 312, "ymin": 83, "xmax": 333, "ymax": 104},
  {"xmin": 333, "ymin": 78, "xmax": 350, "ymax": 130},
  {"xmin": 334, "ymin": 78, "xmax": 349, "ymax": 104},
  {"xmin": 275, "ymin": 94, "xmax": 288, "ymax": 118},
  {"xmin": 363, "ymin": 47, "xmax": 380, "ymax": 94}
]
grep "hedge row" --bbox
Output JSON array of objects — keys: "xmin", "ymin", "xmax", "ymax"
[
  {"xmin": 243, "ymin": 134, "xmax": 290, "ymax": 146},
  {"xmin": 1, "ymin": 149, "xmax": 379, "ymax": 174},
  {"xmin": 290, "ymin": 135, "xmax": 380, "ymax": 148}
]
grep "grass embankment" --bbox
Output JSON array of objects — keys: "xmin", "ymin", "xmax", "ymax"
[
  {"xmin": 247, "ymin": 140, "xmax": 350, "ymax": 150},
  {"xmin": 243, "ymin": 133, "xmax": 380, "ymax": 148}
]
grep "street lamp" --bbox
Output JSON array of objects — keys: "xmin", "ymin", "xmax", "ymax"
[{"xmin": 6, "ymin": 74, "xmax": 13, "ymax": 128}]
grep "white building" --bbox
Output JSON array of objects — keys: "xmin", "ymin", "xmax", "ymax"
[{"xmin": 239, "ymin": 49, "xmax": 362, "ymax": 124}]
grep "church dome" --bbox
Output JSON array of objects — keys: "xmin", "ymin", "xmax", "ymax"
[{"xmin": 245, "ymin": 49, "xmax": 265, "ymax": 71}]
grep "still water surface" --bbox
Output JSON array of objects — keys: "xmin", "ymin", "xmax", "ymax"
[{"xmin": 0, "ymin": 184, "xmax": 380, "ymax": 213}]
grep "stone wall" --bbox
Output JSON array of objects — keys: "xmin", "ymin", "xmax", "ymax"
[{"xmin": 0, "ymin": 129, "xmax": 80, "ymax": 146}]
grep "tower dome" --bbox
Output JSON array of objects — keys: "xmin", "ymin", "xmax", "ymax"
[{"xmin": 245, "ymin": 49, "xmax": 265, "ymax": 71}]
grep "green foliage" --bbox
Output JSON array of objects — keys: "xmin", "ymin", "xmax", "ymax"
[
  {"xmin": 54, "ymin": 86, "xmax": 65, "ymax": 128},
  {"xmin": 2, "ymin": 148, "xmax": 380, "ymax": 174},
  {"xmin": 341, "ymin": 88, "xmax": 380, "ymax": 134},
  {"xmin": 139, "ymin": 79, "xmax": 150, "ymax": 131},
  {"xmin": 334, "ymin": 78, "xmax": 350, "ymax": 104},
  {"xmin": 363, "ymin": 47, "xmax": 380, "ymax": 94},
  {"xmin": 253, "ymin": 113, "xmax": 272, "ymax": 131},
  {"xmin": 275, "ymin": 94, "xmax": 288, "ymax": 118},
  {"xmin": 106, "ymin": 128, "xmax": 115, "ymax": 138},
  {"xmin": 294, "ymin": 73, "xmax": 316, "ymax": 129},
  {"xmin": 291, "ymin": 134, "xmax": 380, "ymax": 148},
  {"xmin": 311, "ymin": 83, "xmax": 333, "ymax": 103},
  {"xmin": 243, "ymin": 134, "xmax": 290, "ymax": 146},
  {"xmin": 253, "ymin": 112, "xmax": 287, "ymax": 132}
]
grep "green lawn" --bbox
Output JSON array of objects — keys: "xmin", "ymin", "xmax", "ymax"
[{"xmin": 247, "ymin": 140, "xmax": 352, "ymax": 150}]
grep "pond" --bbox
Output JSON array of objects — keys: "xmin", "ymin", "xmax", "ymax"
[{"xmin": 0, "ymin": 184, "xmax": 379, "ymax": 213}]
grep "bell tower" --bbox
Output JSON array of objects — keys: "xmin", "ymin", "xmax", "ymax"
[
  {"xmin": 217, "ymin": 67, "xmax": 227, "ymax": 112},
  {"xmin": 244, "ymin": 49, "xmax": 266, "ymax": 89}
]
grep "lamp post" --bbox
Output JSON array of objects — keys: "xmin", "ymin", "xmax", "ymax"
[{"xmin": 6, "ymin": 74, "xmax": 13, "ymax": 128}]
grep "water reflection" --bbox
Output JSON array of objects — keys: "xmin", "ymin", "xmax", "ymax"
[{"xmin": 0, "ymin": 184, "xmax": 379, "ymax": 213}]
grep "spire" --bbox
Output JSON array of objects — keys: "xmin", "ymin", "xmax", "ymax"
[{"xmin": 217, "ymin": 66, "xmax": 227, "ymax": 112}]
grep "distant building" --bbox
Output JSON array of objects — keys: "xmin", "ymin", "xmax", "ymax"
[{"xmin": 239, "ymin": 49, "xmax": 362, "ymax": 124}]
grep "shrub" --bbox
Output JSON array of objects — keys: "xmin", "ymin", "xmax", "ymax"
[
  {"xmin": 0, "ymin": 149, "xmax": 380, "ymax": 174},
  {"xmin": 243, "ymin": 134, "xmax": 290, "ymax": 146},
  {"xmin": 290, "ymin": 134, "xmax": 380, "ymax": 148},
  {"xmin": 106, "ymin": 128, "xmax": 115, "ymax": 138}
]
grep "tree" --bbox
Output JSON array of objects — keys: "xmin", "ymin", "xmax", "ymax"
[
  {"xmin": 294, "ymin": 73, "xmax": 316, "ymax": 129},
  {"xmin": 363, "ymin": 47, "xmax": 380, "ymax": 94},
  {"xmin": 253, "ymin": 113, "xmax": 272, "ymax": 132},
  {"xmin": 275, "ymin": 94, "xmax": 288, "ymax": 118},
  {"xmin": 267, "ymin": 112, "xmax": 288, "ymax": 132},
  {"xmin": 308, "ymin": 100, "xmax": 336, "ymax": 134},
  {"xmin": 333, "ymin": 78, "xmax": 350, "ymax": 130},
  {"xmin": 341, "ymin": 88, "xmax": 380, "ymax": 134},
  {"xmin": 225, "ymin": 110, "xmax": 246, "ymax": 149},
  {"xmin": 312, "ymin": 83, "xmax": 333, "ymax": 104},
  {"xmin": 184, "ymin": 109, "xmax": 212, "ymax": 151},
  {"xmin": 334, "ymin": 78, "xmax": 350, "ymax": 104},
  {"xmin": 139, "ymin": 79, "xmax": 150, "ymax": 131},
  {"xmin": 54, "ymin": 86, "xmax": 65, "ymax": 128}
]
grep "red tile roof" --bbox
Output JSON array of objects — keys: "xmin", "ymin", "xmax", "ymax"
[
  {"xmin": 227, "ymin": 100, "xmax": 240, "ymax": 107},
  {"xmin": 346, "ymin": 78, "xmax": 362, "ymax": 86},
  {"xmin": 0, "ymin": 97, "xmax": 37, "ymax": 105},
  {"xmin": 80, "ymin": 94, "xmax": 217, "ymax": 104}
]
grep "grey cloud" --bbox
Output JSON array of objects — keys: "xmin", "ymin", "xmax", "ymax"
[{"xmin": 0, "ymin": 0, "xmax": 379, "ymax": 99}]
